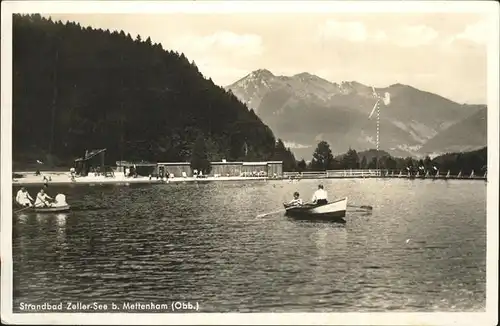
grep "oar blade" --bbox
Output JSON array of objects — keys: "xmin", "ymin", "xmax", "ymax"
[
  {"xmin": 14, "ymin": 206, "xmax": 29, "ymax": 213},
  {"xmin": 347, "ymin": 205, "xmax": 373, "ymax": 210},
  {"xmin": 257, "ymin": 208, "xmax": 285, "ymax": 218}
]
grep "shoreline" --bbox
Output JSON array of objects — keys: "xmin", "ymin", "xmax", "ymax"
[
  {"xmin": 12, "ymin": 171, "xmax": 275, "ymax": 186},
  {"xmin": 11, "ymin": 171, "xmax": 487, "ymax": 187}
]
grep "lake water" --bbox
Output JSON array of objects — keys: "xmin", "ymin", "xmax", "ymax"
[{"xmin": 12, "ymin": 178, "xmax": 487, "ymax": 312}]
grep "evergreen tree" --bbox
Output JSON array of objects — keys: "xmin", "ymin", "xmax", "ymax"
[
  {"xmin": 384, "ymin": 156, "xmax": 397, "ymax": 170},
  {"xmin": 284, "ymin": 148, "xmax": 297, "ymax": 171},
  {"xmin": 360, "ymin": 156, "xmax": 367, "ymax": 169},
  {"xmin": 190, "ymin": 134, "xmax": 211, "ymax": 174},
  {"xmin": 404, "ymin": 157, "xmax": 414, "ymax": 168},
  {"xmin": 297, "ymin": 159, "xmax": 307, "ymax": 172},
  {"xmin": 342, "ymin": 148, "xmax": 359, "ymax": 169},
  {"xmin": 271, "ymin": 139, "xmax": 296, "ymax": 171},
  {"xmin": 310, "ymin": 141, "xmax": 334, "ymax": 171},
  {"xmin": 423, "ymin": 155, "xmax": 432, "ymax": 170},
  {"xmin": 367, "ymin": 157, "xmax": 378, "ymax": 169}
]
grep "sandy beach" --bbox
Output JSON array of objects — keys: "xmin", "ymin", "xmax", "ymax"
[{"xmin": 12, "ymin": 171, "xmax": 274, "ymax": 186}]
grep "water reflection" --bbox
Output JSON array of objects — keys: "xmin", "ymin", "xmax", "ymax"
[
  {"xmin": 12, "ymin": 179, "xmax": 486, "ymax": 312},
  {"xmin": 313, "ymin": 225, "xmax": 348, "ymax": 275},
  {"xmin": 35, "ymin": 214, "xmax": 45, "ymax": 224},
  {"xmin": 55, "ymin": 214, "xmax": 67, "ymax": 245},
  {"xmin": 17, "ymin": 213, "xmax": 29, "ymax": 224}
]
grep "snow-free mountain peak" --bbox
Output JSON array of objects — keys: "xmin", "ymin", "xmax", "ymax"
[
  {"xmin": 226, "ymin": 69, "xmax": 280, "ymax": 110},
  {"xmin": 226, "ymin": 69, "xmax": 486, "ymax": 159},
  {"xmin": 249, "ymin": 68, "xmax": 275, "ymax": 79}
]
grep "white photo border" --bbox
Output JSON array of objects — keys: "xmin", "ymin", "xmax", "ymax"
[{"xmin": 1, "ymin": 1, "xmax": 498, "ymax": 325}]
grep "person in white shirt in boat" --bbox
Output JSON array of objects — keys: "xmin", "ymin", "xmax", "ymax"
[
  {"xmin": 16, "ymin": 187, "xmax": 34, "ymax": 207},
  {"xmin": 35, "ymin": 188, "xmax": 53, "ymax": 207},
  {"xmin": 288, "ymin": 192, "xmax": 304, "ymax": 206},
  {"xmin": 312, "ymin": 184, "xmax": 328, "ymax": 205}
]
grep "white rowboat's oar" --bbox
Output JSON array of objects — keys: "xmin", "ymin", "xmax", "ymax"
[
  {"xmin": 13, "ymin": 199, "xmax": 41, "ymax": 213},
  {"xmin": 257, "ymin": 209, "xmax": 286, "ymax": 218},
  {"xmin": 14, "ymin": 205, "xmax": 33, "ymax": 213},
  {"xmin": 348, "ymin": 205, "xmax": 373, "ymax": 210}
]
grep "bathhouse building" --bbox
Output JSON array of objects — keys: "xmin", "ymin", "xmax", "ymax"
[
  {"xmin": 152, "ymin": 160, "xmax": 284, "ymax": 178},
  {"xmin": 240, "ymin": 162, "xmax": 268, "ymax": 177},
  {"xmin": 210, "ymin": 161, "xmax": 244, "ymax": 177},
  {"xmin": 115, "ymin": 161, "xmax": 157, "ymax": 177},
  {"xmin": 156, "ymin": 162, "xmax": 192, "ymax": 178},
  {"xmin": 266, "ymin": 161, "xmax": 283, "ymax": 178}
]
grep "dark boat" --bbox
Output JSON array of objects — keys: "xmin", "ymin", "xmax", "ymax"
[{"xmin": 283, "ymin": 197, "xmax": 348, "ymax": 223}]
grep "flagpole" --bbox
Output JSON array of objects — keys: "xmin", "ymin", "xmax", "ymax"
[
  {"xmin": 369, "ymin": 88, "xmax": 390, "ymax": 176},
  {"xmin": 376, "ymin": 100, "xmax": 380, "ymax": 171}
]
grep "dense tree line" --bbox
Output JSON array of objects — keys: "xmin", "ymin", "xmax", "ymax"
[
  {"xmin": 12, "ymin": 14, "xmax": 295, "ymax": 168},
  {"xmin": 431, "ymin": 147, "xmax": 487, "ymax": 175},
  {"xmin": 297, "ymin": 140, "xmax": 487, "ymax": 176}
]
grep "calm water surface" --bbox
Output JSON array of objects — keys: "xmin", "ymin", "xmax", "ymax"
[{"xmin": 12, "ymin": 178, "xmax": 486, "ymax": 312}]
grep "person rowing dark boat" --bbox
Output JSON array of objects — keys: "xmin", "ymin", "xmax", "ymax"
[
  {"xmin": 312, "ymin": 184, "xmax": 328, "ymax": 205},
  {"xmin": 287, "ymin": 191, "xmax": 304, "ymax": 206}
]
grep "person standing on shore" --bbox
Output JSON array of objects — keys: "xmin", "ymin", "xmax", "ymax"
[
  {"xmin": 70, "ymin": 167, "xmax": 76, "ymax": 181},
  {"xmin": 16, "ymin": 187, "xmax": 34, "ymax": 207}
]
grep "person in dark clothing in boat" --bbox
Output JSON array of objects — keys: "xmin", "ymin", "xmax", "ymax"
[
  {"xmin": 312, "ymin": 184, "xmax": 328, "ymax": 205},
  {"xmin": 288, "ymin": 192, "xmax": 304, "ymax": 206}
]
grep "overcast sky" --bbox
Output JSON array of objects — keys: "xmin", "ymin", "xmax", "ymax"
[{"xmin": 38, "ymin": 6, "xmax": 491, "ymax": 104}]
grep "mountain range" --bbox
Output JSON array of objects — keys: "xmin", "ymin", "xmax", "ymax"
[{"xmin": 226, "ymin": 69, "xmax": 487, "ymax": 159}]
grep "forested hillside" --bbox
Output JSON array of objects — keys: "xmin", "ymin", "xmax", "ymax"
[{"xmin": 12, "ymin": 14, "xmax": 296, "ymax": 168}]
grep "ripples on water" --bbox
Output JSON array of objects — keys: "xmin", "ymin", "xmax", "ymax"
[{"xmin": 12, "ymin": 179, "xmax": 486, "ymax": 312}]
